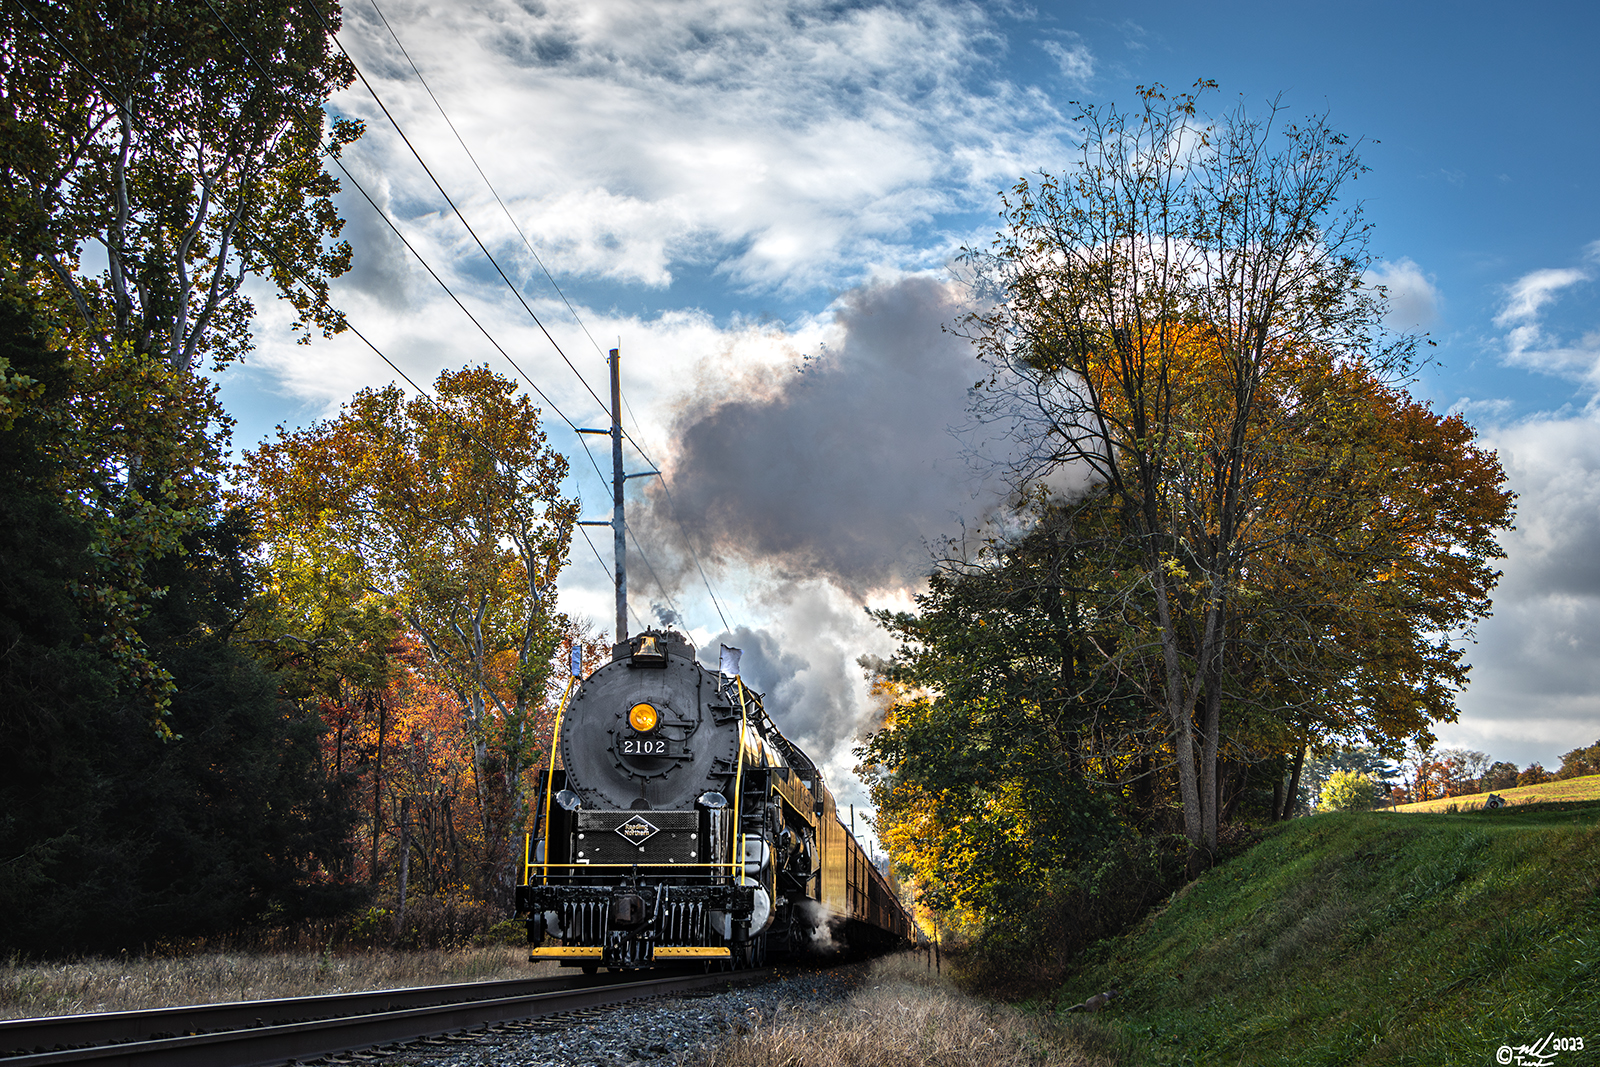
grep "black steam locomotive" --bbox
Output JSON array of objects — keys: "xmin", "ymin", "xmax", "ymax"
[{"xmin": 515, "ymin": 628, "xmax": 913, "ymax": 970}]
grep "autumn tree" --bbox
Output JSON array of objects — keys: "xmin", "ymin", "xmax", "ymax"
[
  {"xmin": 960, "ymin": 84, "xmax": 1512, "ymax": 871},
  {"xmin": 241, "ymin": 367, "xmax": 578, "ymax": 902},
  {"xmin": 1555, "ymin": 740, "xmax": 1600, "ymax": 780}
]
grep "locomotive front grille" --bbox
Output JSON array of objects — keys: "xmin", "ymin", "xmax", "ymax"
[{"xmin": 575, "ymin": 810, "xmax": 701, "ymax": 866}]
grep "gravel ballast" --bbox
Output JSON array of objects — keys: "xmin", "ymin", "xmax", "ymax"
[{"xmin": 372, "ymin": 964, "xmax": 872, "ymax": 1067}]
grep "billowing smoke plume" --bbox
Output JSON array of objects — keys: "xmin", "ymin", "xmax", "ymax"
[
  {"xmin": 642, "ymin": 275, "xmax": 986, "ymax": 595},
  {"xmin": 627, "ymin": 276, "xmax": 999, "ymax": 815}
]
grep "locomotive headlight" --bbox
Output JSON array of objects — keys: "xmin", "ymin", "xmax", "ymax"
[{"xmin": 628, "ymin": 702, "xmax": 659, "ymax": 733}]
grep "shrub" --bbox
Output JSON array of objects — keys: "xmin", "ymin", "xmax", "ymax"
[
  {"xmin": 1319, "ymin": 770, "xmax": 1378, "ymax": 812},
  {"xmin": 950, "ymin": 835, "xmax": 1186, "ymax": 999}
]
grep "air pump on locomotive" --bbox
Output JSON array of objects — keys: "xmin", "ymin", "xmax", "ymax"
[{"xmin": 515, "ymin": 629, "xmax": 912, "ymax": 970}]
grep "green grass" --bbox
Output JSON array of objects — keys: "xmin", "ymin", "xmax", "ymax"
[
  {"xmin": 1391, "ymin": 773, "xmax": 1600, "ymax": 813},
  {"xmin": 1056, "ymin": 803, "xmax": 1600, "ymax": 1066}
]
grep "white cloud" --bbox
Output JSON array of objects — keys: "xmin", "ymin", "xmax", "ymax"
[
  {"xmin": 1442, "ymin": 412, "xmax": 1600, "ymax": 768},
  {"xmin": 1364, "ymin": 256, "xmax": 1439, "ymax": 328},
  {"xmin": 1040, "ymin": 37, "xmax": 1095, "ymax": 88},
  {"xmin": 1489, "ymin": 249, "xmax": 1600, "ymax": 397},
  {"xmin": 328, "ymin": 0, "xmax": 1073, "ymax": 296},
  {"xmin": 1495, "ymin": 267, "xmax": 1589, "ymax": 327}
]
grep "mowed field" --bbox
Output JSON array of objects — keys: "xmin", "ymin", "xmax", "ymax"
[{"xmin": 1388, "ymin": 772, "xmax": 1600, "ymax": 813}]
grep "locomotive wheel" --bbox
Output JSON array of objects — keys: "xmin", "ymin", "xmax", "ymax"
[{"xmin": 786, "ymin": 917, "xmax": 806, "ymax": 958}]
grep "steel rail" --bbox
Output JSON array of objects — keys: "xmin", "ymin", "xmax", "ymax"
[
  {"xmin": 2, "ymin": 969, "xmax": 771, "ymax": 1066},
  {"xmin": 0, "ymin": 972, "xmax": 608, "ymax": 1055}
]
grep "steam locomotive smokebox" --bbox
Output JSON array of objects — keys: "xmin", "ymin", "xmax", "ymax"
[{"xmin": 562, "ymin": 633, "xmax": 738, "ymax": 812}]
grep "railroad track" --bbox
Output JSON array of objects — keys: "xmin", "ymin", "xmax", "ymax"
[{"xmin": 1, "ymin": 967, "xmax": 774, "ymax": 1066}]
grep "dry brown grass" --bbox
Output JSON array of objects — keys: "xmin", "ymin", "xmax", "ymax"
[
  {"xmin": 0, "ymin": 946, "xmax": 547, "ymax": 1020},
  {"xmin": 693, "ymin": 953, "xmax": 1120, "ymax": 1067},
  {"xmin": 1389, "ymin": 772, "xmax": 1600, "ymax": 813}
]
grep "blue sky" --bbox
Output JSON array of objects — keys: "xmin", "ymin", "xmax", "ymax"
[{"xmin": 223, "ymin": 0, "xmax": 1600, "ymax": 811}]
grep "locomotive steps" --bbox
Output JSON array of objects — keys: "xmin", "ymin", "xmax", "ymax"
[{"xmin": 1051, "ymin": 801, "xmax": 1600, "ymax": 1066}]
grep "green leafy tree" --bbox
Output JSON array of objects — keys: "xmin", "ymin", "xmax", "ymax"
[
  {"xmin": 1555, "ymin": 740, "xmax": 1600, "ymax": 780},
  {"xmin": 1483, "ymin": 761, "xmax": 1520, "ymax": 791},
  {"xmin": 1, "ymin": 0, "xmax": 361, "ymax": 731},
  {"xmin": 1, "ymin": 0, "xmax": 360, "ymax": 371},
  {"xmin": 1318, "ymin": 769, "xmax": 1377, "ymax": 812}
]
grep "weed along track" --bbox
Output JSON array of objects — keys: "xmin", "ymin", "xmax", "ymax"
[{"xmin": 0, "ymin": 969, "xmax": 778, "ymax": 1066}]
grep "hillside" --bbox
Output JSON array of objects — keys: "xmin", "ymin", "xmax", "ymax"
[
  {"xmin": 1390, "ymin": 773, "xmax": 1600, "ymax": 813},
  {"xmin": 1060, "ymin": 804, "xmax": 1600, "ymax": 1066}
]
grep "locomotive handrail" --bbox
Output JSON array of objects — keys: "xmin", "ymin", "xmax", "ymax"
[
  {"xmin": 731, "ymin": 675, "xmax": 750, "ymax": 878},
  {"xmin": 535, "ymin": 672, "xmax": 580, "ymax": 886}
]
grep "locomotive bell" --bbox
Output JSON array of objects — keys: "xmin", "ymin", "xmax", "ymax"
[{"xmin": 631, "ymin": 633, "xmax": 666, "ymax": 665}]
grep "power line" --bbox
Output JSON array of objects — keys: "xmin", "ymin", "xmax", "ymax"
[
  {"xmin": 625, "ymin": 519, "xmax": 682, "ymax": 624},
  {"xmin": 618, "ymin": 425, "xmax": 732, "ymax": 634},
  {"xmin": 579, "ymin": 523, "xmax": 647, "ymax": 634},
  {"xmin": 336, "ymin": 0, "xmax": 734, "ymax": 636},
  {"xmin": 361, "ymin": 0, "xmax": 611, "ymax": 365},
  {"xmin": 299, "ymin": 0, "xmax": 612, "ymax": 419},
  {"xmin": 284, "ymin": 0, "xmax": 625, "ymax": 532},
  {"xmin": 20, "ymin": 5, "xmax": 620, "ymax": 611},
  {"xmin": 334, "ymin": 0, "xmax": 726, "ymax": 636},
  {"xmin": 193, "ymin": 0, "xmax": 713, "ymax": 638}
]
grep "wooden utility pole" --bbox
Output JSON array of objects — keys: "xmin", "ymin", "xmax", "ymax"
[
  {"xmin": 609, "ymin": 349, "xmax": 627, "ymax": 643},
  {"xmin": 577, "ymin": 346, "xmax": 657, "ymax": 645}
]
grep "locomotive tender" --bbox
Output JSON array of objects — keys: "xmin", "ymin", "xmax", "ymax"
[{"xmin": 516, "ymin": 628, "xmax": 912, "ymax": 970}]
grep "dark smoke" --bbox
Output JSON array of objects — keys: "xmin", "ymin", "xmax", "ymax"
[{"xmin": 641, "ymin": 275, "xmax": 984, "ymax": 594}]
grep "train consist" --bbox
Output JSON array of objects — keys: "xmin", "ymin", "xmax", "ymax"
[{"xmin": 515, "ymin": 629, "xmax": 913, "ymax": 970}]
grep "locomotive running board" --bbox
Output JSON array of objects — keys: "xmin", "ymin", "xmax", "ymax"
[
  {"xmin": 529, "ymin": 947, "xmax": 603, "ymax": 959},
  {"xmin": 653, "ymin": 947, "xmax": 731, "ymax": 958}
]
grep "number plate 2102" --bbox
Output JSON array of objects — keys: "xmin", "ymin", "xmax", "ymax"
[{"xmin": 620, "ymin": 735, "xmax": 674, "ymax": 757}]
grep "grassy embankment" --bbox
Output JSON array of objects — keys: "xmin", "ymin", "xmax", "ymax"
[
  {"xmin": 1389, "ymin": 772, "xmax": 1600, "ymax": 813},
  {"xmin": 1055, "ymin": 802, "xmax": 1599, "ymax": 1066}
]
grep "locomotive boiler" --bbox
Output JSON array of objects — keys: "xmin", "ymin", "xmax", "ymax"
[{"xmin": 515, "ymin": 628, "xmax": 912, "ymax": 970}]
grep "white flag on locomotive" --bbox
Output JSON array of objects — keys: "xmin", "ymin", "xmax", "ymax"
[{"xmin": 719, "ymin": 644, "xmax": 742, "ymax": 679}]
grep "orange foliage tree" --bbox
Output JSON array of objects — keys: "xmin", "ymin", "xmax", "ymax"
[{"xmin": 240, "ymin": 365, "xmax": 578, "ymax": 904}]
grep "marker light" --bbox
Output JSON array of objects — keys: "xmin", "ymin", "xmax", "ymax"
[{"xmin": 628, "ymin": 702, "xmax": 659, "ymax": 733}]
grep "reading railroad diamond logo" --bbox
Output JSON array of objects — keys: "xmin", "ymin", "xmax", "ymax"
[{"xmin": 616, "ymin": 815, "xmax": 659, "ymax": 844}]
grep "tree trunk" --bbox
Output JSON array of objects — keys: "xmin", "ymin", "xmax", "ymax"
[
  {"xmin": 395, "ymin": 795, "xmax": 410, "ymax": 941},
  {"xmin": 370, "ymin": 692, "xmax": 386, "ymax": 885},
  {"xmin": 1153, "ymin": 569, "xmax": 1205, "ymax": 867},
  {"xmin": 1221, "ymin": 760, "xmax": 1248, "ymax": 824},
  {"xmin": 1281, "ymin": 744, "xmax": 1307, "ymax": 820}
]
